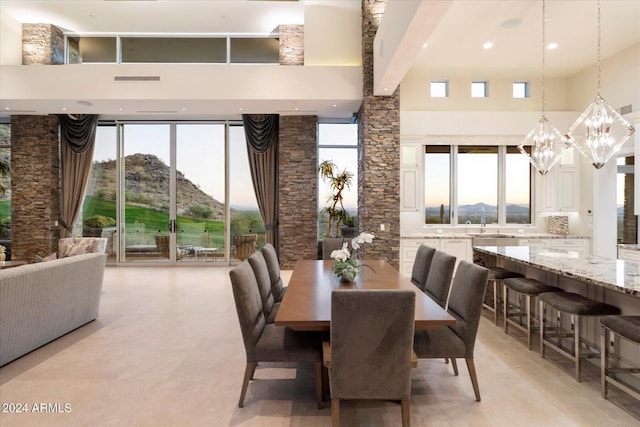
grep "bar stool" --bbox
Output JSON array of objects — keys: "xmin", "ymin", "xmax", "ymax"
[
  {"xmin": 483, "ymin": 267, "xmax": 523, "ymax": 325},
  {"xmin": 600, "ymin": 315, "xmax": 640, "ymax": 402},
  {"xmin": 503, "ymin": 277, "xmax": 562, "ymax": 350},
  {"xmin": 539, "ymin": 292, "xmax": 620, "ymax": 382}
]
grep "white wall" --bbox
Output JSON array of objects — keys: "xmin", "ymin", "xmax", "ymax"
[
  {"xmin": 401, "ymin": 70, "xmax": 569, "ymax": 112},
  {"xmin": 567, "ymin": 43, "xmax": 640, "ymax": 112},
  {"xmin": 304, "ymin": 0, "xmax": 361, "ymax": 66},
  {"xmin": 0, "ymin": 11, "xmax": 22, "ymax": 65}
]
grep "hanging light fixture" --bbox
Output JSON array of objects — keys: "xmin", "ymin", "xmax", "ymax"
[
  {"xmin": 518, "ymin": 0, "xmax": 567, "ymax": 176},
  {"xmin": 565, "ymin": 0, "xmax": 635, "ymax": 169}
]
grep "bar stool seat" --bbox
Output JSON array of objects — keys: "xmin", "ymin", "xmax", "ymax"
[
  {"xmin": 503, "ymin": 277, "xmax": 562, "ymax": 350},
  {"xmin": 600, "ymin": 315, "xmax": 640, "ymax": 402},
  {"xmin": 540, "ymin": 292, "xmax": 620, "ymax": 382},
  {"xmin": 483, "ymin": 267, "xmax": 523, "ymax": 325}
]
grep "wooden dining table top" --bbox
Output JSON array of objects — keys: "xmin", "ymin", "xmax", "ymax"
[{"xmin": 274, "ymin": 259, "xmax": 457, "ymax": 331}]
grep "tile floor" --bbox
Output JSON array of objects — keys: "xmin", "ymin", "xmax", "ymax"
[{"xmin": 1, "ymin": 266, "xmax": 638, "ymax": 426}]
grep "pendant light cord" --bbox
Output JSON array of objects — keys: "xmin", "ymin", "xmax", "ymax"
[
  {"xmin": 541, "ymin": 0, "xmax": 546, "ymax": 115},
  {"xmin": 597, "ymin": 0, "xmax": 602, "ymax": 96}
]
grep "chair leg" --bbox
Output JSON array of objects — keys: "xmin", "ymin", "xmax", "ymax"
[
  {"xmin": 493, "ymin": 280, "xmax": 500, "ymax": 325},
  {"xmin": 503, "ymin": 285, "xmax": 509, "ymax": 334},
  {"xmin": 332, "ymin": 399, "xmax": 340, "ymax": 427},
  {"xmin": 540, "ymin": 300, "xmax": 546, "ymax": 357},
  {"xmin": 574, "ymin": 315, "xmax": 581, "ymax": 382},
  {"xmin": 401, "ymin": 399, "xmax": 410, "ymax": 427},
  {"xmin": 601, "ymin": 325, "xmax": 608, "ymax": 399},
  {"xmin": 314, "ymin": 361, "xmax": 323, "ymax": 409},
  {"xmin": 239, "ymin": 361, "xmax": 256, "ymax": 408},
  {"xmin": 249, "ymin": 362, "xmax": 257, "ymax": 380},
  {"xmin": 465, "ymin": 358, "xmax": 481, "ymax": 402},
  {"xmin": 451, "ymin": 358, "xmax": 459, "ymax": 376}
]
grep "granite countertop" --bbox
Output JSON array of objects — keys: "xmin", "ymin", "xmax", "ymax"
[
  {"xmin": 474, "ymin": 245, "xmax": 640, "ymax": 297},
  {"xmin": 401, "ymin": 233, "xmax": 589, "ymax": 240},
  {"xmin": 618, "ymin": 244, "xmax": 640, "ymax": 251}
]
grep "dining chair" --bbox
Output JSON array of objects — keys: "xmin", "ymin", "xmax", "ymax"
[
  {"xmin": 247, "ymin": 251, "xmax": 280, "ymax": 324},
  {"xmin": 413, "ymin": 260, "xmax": 489, "ymax": 401},
  {"xmin": 423, "ymin": 249, "xmax": 456, "ymax": 309},
  {"xmin": 261, "ymin": 243, "xmax": 286, "ymax": 302},
  {"xmin": 325, "ymin": 289, "xmax": 415, "ymax": 427},
  {"xmin": 410, "ymin": 244, "xmax": 436, "ymax": 291},
  {"xmin": 322, "ymin": 238, "xmax": 349, "ymax": 260},
  {"xmin": 229, "ymin": 261, "xmax": 323, "ymax": 408}
]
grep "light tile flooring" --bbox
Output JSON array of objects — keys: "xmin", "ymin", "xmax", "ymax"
[{"xmin": 1, "ymin": 266, "xmax": 638, "ymax": 427}]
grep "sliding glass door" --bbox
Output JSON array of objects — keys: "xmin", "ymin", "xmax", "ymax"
[{"xmin": 82, "ymin": 121, "xmax": 263, "ymax": 265}]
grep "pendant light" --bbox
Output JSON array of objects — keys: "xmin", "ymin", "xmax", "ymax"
[
  {"xmin": 518, "ymin": 0, "xmax": 567, "ymax": 176},
  {"xmin": 565, "ymin": 0, "xmax": 635, "ymax": 169}
]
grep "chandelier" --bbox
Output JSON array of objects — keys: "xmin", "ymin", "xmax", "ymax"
[
  {"xmin": 518, "ymin": 0, "xmax": 567, "ymax": 176},
  {"xmin": 565, "ymin": 0, "xmax": 635, "ymax": 169}
]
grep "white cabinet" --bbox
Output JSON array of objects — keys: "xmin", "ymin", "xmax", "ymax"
[
  {"xmin": 400, "ymin": 145, "xmax": 421, "ymax": 212},
  {"xmin": 541, "ymin": 147, "xmax": 579, "ymax": 212},
  {"xmin": 547, "ymin": 238, "xmax": 589, "ymax": 255},
  {"xmin": 441, "ymin": 239, "xmax": 472, "ymax": 269},
  {"xmin": 516, "ymin": 237, "xmax": 590, "ymax": 256},
  {"xmin": 618, "ymin": 247, "xmax": 640, "ymax": 263},
  {"xmin": 400, "ymin": 237, "xmax": 473, "ymax": 278},
  {"xmin": 400, "ymin": 238, "xmax": 440, "ymax": 277}
]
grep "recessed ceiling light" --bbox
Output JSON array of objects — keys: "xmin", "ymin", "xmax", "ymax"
[
  {"xmin": 238, "ymin": 107, "xmax": 243, "ymax": 111},
  {"xmin": 3, "ymin": 107, "xmax": 10, "ymax": 110},
  {"xmin": 118, "ymin": 107, "xmax": 124, "ymax": 111},
  {"xmin": 422, "ymin": 42, "xmax": 428, "ymax": 48},
  {"xmin": 181, "ymin": 107, "xmax": 187, "ymax": 111},
  {"xmin": 547, "ymin": 42, "xmax": 558, "ymax": 50},
  {"xmin": 483, "ymin": 42, "xmax": 494, "ymax": 50},
  {"xmin": 383, "ymin": 87, "xmax": 388, "ymax": 91},
  {"xmin": 61, "ymin": 107, "xmax": 67, "ymax": 111},
  {"xmin": 332, "ymin": 104, "xmax": 337, "ymax": 108}
]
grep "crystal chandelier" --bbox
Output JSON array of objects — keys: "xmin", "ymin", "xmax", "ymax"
[
  {"xmin": 565, "ymin": 0, "xmax": 635, "ymax": 169},
  {"xmin": 518, "ymin": 0, "xmax": 567, "ymax": 176}
]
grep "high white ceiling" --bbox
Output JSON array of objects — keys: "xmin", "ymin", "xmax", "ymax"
[{"xmin": 1, "ymin": 0, "xmax": 640, "ymax": 118}]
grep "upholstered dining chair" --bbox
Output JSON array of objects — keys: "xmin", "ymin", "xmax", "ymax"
[
  {"xmin": 261, "ymin": 243, "xmax": 286, "ymax": 302},
  {"xmin": 410, "ymin": 244, "xmax": 436, "ymax": 291},
  {"xmin": 423, "ymin": 250, "xmax": 456, "ymax": 309},
  {"xmin": 326, "ymin": 289, "xmax": 416, "ymax": 427},
  {"xmin": 413, "ymin": 260, "xmax": 489, "ymax": 401},
  {"xmin": 229, "ymin": 261, "xmax": 323, "ymax": 408},
  {"xmin": 247, "ymin": 251, "xmax": 280, "ymax": 323},
  {"xmin": 322, "ymin": 238, "xmax": 348, "ymax": 260}
]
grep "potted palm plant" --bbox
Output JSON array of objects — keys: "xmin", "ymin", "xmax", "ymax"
[{"xmin": 318, "ymin": 160, "xmax": 353, "ymax": 238}]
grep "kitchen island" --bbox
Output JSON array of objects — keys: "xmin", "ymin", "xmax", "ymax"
[{"xmin": 474, "ymin": 245, "xmax": 640, "ymax": 297}]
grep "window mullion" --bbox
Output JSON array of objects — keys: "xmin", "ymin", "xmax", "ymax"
[
  {"xmin": 498, "ymin": 146, "xmax": 506, "ymax": 225},
  {"xmin": 451, "ymin": 145, "xmax": 458, "ymax": 225}
]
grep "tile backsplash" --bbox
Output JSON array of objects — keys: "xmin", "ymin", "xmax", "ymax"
[{"xmin": 547, "ymin": 215, "xmax": 569, "ymax": 235}]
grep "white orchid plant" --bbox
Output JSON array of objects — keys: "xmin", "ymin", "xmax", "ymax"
[{"xmin": 330, "ymin": 232, "xmax": 375, "ymax": 281}]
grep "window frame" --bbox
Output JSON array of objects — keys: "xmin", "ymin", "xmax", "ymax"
[
  {"xmin": 430, "ymin": 81, "xmax": 448, "ymax": 98},
  {"xmin": 513, "ymin": 81, "xmax": 530, "ymax": 98},
  {"xmin": 471, "ymin": 81, "xmax": 488, "ymax": 98},
  {"xmin": 423, "ymin": 144, "xmax": 534, "ymax": 227}
]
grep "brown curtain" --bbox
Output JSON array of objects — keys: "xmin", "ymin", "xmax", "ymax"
[
  {"xmin": 58, "ymin": 114, "xmax": 98, "ymax": 237},
  {"xmin": 242, "ymin": 114, "xmax": 279, "ymax": 254}
]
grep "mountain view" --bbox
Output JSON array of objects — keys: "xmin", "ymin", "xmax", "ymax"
[
  {"xmin": 86, "ymin": 153, "xmax": 228, "ymax": 219},
  {"xmin": 425, "ymin": 202, "xmax": 530, "ymax": 224}
]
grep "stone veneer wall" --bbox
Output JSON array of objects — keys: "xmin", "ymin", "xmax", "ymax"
[
  {"xmin": 278, "ymin": 115, "xmax": 318, "ymax": 269},
  {"xmin": 278, "ymin": 25, "xmax": 304, "ymax": 66},
  {"xmin": 22, "ymin": 24, "xmax": 65, "ymax": 65},
  {"xmin": 10, "ymin": 115, "xmax": 61, "ymax": 261},
  {"xmin": 358, "ymin": 0, "xmax": 400, "ymax": 268}
]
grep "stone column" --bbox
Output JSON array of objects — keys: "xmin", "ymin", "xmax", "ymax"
[
  {"xmin": 278, "ymin": 115, "xmax": 318, "ymax": 269},
  {"xmin": 278, "ymin": 25, "xmax": 304, "ymax": 65},
  {"xmin": 22, "ymin": 24, "xmax": 65, "ymax": 65},
  {"xmin": 358, "ymin": 0, "xmax": 400, "ymax": 268},
  {"xmin": 10, "ymin": 115, "xmax": 61, "ymax": 261}
]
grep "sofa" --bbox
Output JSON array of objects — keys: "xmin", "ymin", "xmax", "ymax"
[{"xmin": 0, "ymin": 253, "xmax": 107, "ymax": 366}]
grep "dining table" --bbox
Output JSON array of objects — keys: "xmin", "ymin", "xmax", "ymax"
[{"xmin": 274, "ymin": 259, "xmax": 456, "ymax": 331}]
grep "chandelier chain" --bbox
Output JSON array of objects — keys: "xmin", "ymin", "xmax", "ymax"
[
  {"xmin": 597, "ymin": 0, "xmax": 601, "ymax": 95},
  {"xmin": 541, "ymin": 0, "xmax": 546, "ymax": 114}
]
